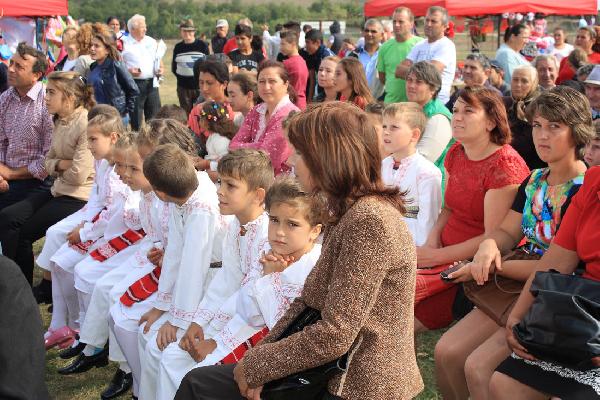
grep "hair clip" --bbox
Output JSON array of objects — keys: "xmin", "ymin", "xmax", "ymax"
[{"xmin": 78, "ymin": 75, "xmax": 87, "ymax": 84}]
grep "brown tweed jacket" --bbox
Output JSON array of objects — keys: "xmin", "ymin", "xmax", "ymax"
[{"xmin": 241, "ymin": 196, "xmax": 424, "ymax": 399}]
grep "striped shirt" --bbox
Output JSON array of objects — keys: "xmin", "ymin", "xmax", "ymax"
[{"xmin": 0, "ymin": 81, "xmax": 53, "ymax": 180}]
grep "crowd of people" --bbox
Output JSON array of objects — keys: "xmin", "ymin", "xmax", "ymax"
[{"xmin": 0, "ymin": 5, "xmax": 600, "ymax": 400}]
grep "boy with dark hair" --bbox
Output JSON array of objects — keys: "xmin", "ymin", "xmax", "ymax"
[
  {"xmin": 280, "ymin": 31, "xmax": 308, "ymax": 110},
  {"xmin": 300, "ymin": 29, "xmax": 334, "ymax": 101}
]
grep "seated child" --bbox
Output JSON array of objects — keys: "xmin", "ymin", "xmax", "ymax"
[
  {"xmin": 104, "ymin": 117, "xmax": 208, "ymax": 399},
  {"xmin": 381, "ymin": 102, "xmax": 442, "ymax": 246},
  {"xmin": 58, "ymin": 133, "xmax": 145, "ymax": 374},
  {"xmin": 138, "ymin": 148, "xmax": 274, "ymax": 400},
  {"xmin": 194, "ymin": 100, "xmax": 239, "ymax": 180},
  {"xmin": 135, "ymin": 144, "xmax": 228, "ymax": 399},
  {"xmin": 158, "ymin": 175, "xmax": 323, "ymax": 400},
  {"xmin": 584, "ymin": 119, "xmax": 600, "ymax": 167},
  {"xmin": 44, "ymin": 112, "xmax": 126, "ymax": 351},
  {"xmin": 34, "ymin": 105, "xmax": 121, "ymax": 304}
]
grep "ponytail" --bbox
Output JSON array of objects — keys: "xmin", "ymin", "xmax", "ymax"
[{"xmin": 82, "ymin": 84, "xmax": 96, "ymax": 111}]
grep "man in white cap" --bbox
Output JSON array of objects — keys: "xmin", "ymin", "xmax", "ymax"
[
  {"xmin": 211, "ymin": 19, "xmax": 230, "ymax": 54},
  {"xmin": 584, "ymin": 65, "xmax": 600, "ymax": 119}
]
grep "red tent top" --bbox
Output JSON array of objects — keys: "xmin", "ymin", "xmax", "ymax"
[
  {"xmin": 364, "ymin": 0, "xmax": 597, "ymax": 17},
  {"xmin": 446, "ymin": 0, "xmax": 597, "ymax": 16},
  {"xmin": 364, "ymin": 0, "xmax": 445, "ymax": 17},
  {"xmin": 0, "ymin": 0, "xmax": 68, "ymax": 17}
]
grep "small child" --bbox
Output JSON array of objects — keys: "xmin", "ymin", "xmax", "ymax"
[
  {"xmin": 106, "ymin": 116, "xmax": 204, "ymax": 399},
  {"xmin": 584, "ymin": 120, "xmax": 600, "ymax": 167},
  {"xmin": 157, "ymin": 176, "xmax": 323, "ymax": 400},
  {"xmin": 139, "ymin": 148, "xmax": 273, "ymax": 400},
  {"xmin": 381, "ymin": 102, "xmax": 442, "ymax": 246},
  {"xmin": 280, "ymin": 31, "xmax": 308, "ymax": 110},
  {"xmin": 43, "ymin": 112, "xmax": 126, "ymax": 351},
  {"xmin": 57, "ymin": 133, "xmax": 146, "ymax": 374},
  {"xmin": 365, "ymin": 102, "xmax": 390, "ymax": 160},
  {"xmin": 194, "ymin": 101, "xmax": 238, "ymax": 179},
  {"xmin": 136, "ymin": 144, "xmax": 228, "ymax": 399}
]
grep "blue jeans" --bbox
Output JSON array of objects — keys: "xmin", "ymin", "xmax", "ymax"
[{"xmin": 0, "ymin": 178, "xmax": 49, "ymax": 211}]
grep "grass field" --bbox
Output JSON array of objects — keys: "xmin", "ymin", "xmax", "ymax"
[{"xmin": 39, "ymin": 37, "xmax": 476, "ymax": 399}]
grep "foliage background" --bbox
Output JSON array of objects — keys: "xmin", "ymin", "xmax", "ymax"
[{"xmin": 69, "ymin": 0, "xmax": 365, "ymax": 39}]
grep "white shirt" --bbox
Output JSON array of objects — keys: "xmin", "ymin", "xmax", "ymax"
[
  {"xmin": 418, "ymin": 114, "xmax": 452, "ymax": 163},
  {"xmin": 549, "ymin": 43, "xmax": 574, "ymax": 62},
  {"xmin": 155, "ymin": 171, "xmax": 230, "ymax": 330},
  {"xmin": 381, "ymin": 153, "xmax": 442, "ymax": 246},
  {"xmin": 122, "ymin": 35, "xmax": 158, "ymax": 79},
  {"xmin": 407, "ymin": 36, "xmax": 456, "ymax": 104},
  {"xmin": 192, "ymin": 213, "xmax": 269, "ymax": 331}
]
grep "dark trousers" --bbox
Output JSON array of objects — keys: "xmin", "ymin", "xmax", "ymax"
[
  {"xmin": 177, "ymin": 86, "xmax": 200, "ymax": 114},
  {"xmin": 131, "ymin": 78, "xmax": 161, "ymax": 131},
  {"xmin": 0, "ymin": 187, "xmax": 86, "ymax": 284},
  {"xmin": 174, "ymin": 363, "xmax": 343, "ymax": 400},
  {"xmin": 0, "ymin": 178, "xmax": 45, "ymax": 211}
]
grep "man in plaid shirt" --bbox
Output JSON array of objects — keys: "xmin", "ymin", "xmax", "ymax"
[{"xmin": 0, "ymin": 42, "xmax": 53, "ymax": 210}]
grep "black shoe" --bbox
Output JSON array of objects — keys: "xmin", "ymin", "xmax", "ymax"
[
  {"xmin": 57, "ymin": 348, "xmax": 108, "ymax": 375},
  {"xmin": 33, "ymin": 279, "xmax": 52, "ymax": 304},
  {"xmin": 101, "ymin": 368, "xmax": 133, "ymax": 400},
  {"xmin": 59, "ymin": 340, "xmax": 86, "ymax": 359},
  {"xmin": 47, "ymin": 304, "xmax": 53, "ymax": 313}
]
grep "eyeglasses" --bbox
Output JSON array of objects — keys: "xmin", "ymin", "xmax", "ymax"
[{"xmin": 364, "ymin": 29, "xmax": 379, "ymax": 34}]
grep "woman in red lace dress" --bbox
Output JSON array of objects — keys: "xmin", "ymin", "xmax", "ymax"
[{"xmin": 415, "ymin": 87, "xmax": 530, "ymax": 332}]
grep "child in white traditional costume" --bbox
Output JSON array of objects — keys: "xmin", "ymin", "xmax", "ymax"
[
  {"xmin": 381, "ymin": 102, "xmax": 442, "ymax": 246},
  {"xmin": 99, "ymin": 120, "xmax": 208, "ymax": 399},
  {"xmin": 57, "ymin": 134, "xmax": 146, "ymax": 375},
  {"xmin": 137, "ymin": 149, "xmax": 274, "ymax": 400},
  {"xmin": 158, "ymin": 175, "xmax": 323, "ymax": 400},
  {"xmin": 44, "ymin": 112, "xmax": 127, "ymax": 351},
  {"xmin": 35, "ymin": 106, "xmax": 123, "ymax": 303},
  {"xmin": 133, "ymin": 144, "xmax": 228, "ymax": 399}
]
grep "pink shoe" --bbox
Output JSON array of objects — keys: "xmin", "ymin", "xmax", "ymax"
[{"xmin": 44, "ymin": 326, "xmax": 77, "ymax": 350}]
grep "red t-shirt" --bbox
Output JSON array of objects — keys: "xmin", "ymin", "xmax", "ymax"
[
  {"xmin": 557, "ymin": 51, "xmax": 600, "ymax": 84},
  {"xmin": 283, "ymin": 55, "xmax": 308, "ymax": 110},
  {"xmin": 553, "ymin": 167, "xmax": 600, "ymax": 281},
  {"xmin": 223, "ymin": 37, "xmax": 237, "ymax": 55},
  {"xmin": 441, "ymin": 143, "xmax": 530, "ymax": 247}
]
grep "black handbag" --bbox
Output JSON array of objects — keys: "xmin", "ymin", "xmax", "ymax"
[
  {"xmin": 513, "ymin": 269, "xmax": 600, "ymax": 370},
  {"xmin": 261, "ymin": 307, "xmax": 348, "ymax": 400}
]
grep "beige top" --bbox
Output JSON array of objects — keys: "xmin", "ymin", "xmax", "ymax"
[
  {"xmin": 241, "ymin": 196, "xmax": 424, "ymax": 399},
  {"xmin": 45, "ymin": 107, "xmax": 94, "ymax": 201}
]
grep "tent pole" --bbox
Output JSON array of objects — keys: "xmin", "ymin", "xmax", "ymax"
[{"xmin": 496, "ymin": 15, "xmax": 501, "ymax": 50}]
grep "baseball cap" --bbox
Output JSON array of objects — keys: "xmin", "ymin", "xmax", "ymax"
[
  {"xmin": 490, "ymin": 59, "xmax": 504, "ymax": 71},
  {"xmin": 585, "ymin": 65, "xmax": 600, "ymax": 86},
  {"xmin": 216, "ymin": 19, "xmax": 229, "ymax": 28}
]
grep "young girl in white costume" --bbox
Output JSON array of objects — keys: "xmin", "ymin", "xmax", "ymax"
[
  {"xmin": 158, "ymin": 176, "xmax": 323, "ymax": 400},
  {"xmin": 44, "ymin": 111, "xmax": 127, "ymax": 351}
]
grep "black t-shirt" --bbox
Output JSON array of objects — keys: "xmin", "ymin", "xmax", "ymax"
[
  {"xmin": 172, "ymin": 40, "xmax": 209, "ymax": 89},
  {"xmin": 211, "ymin": 35, "xmax": 229, "ymax": 54},
  {"xmin": 229, "ymin": 50, "xmax": 265, "ymax": 72},
  {"xmin": 0, "ymin": 63, "xmax": 7, "ymax": 94}
]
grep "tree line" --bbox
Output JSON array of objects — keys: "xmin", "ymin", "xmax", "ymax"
[{"xmin": 69, "ymin": 0, "xmax": 364, "ymax": 39}]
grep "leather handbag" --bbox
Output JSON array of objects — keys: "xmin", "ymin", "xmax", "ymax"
[
  {"xmin": 261, "ymin": 307, "xmax": 348, "ymax": 400},
  {"xmin": 513, "ymin": 269, "xmax": 600, "ymax": 370},
  {"xmin": 463, "ymin": 248, "xmax": 540, "ymax": 326}
]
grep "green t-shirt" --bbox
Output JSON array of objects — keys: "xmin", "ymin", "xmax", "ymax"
[{"xmin": 377, "ymin": 36, "xmax": 423, "ymax": 103}]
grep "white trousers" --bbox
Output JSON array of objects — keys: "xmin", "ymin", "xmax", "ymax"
[
  {"xmin": 36, "ymin": 209, "xmax": 84, "ymax": 270},
  {"xmin": 138, "ymin": 316, "xmax": 184, "ymax": 400},
  {"xmin": 48, "ymin": 262, "xmax": 79, "ymax": 331}
]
